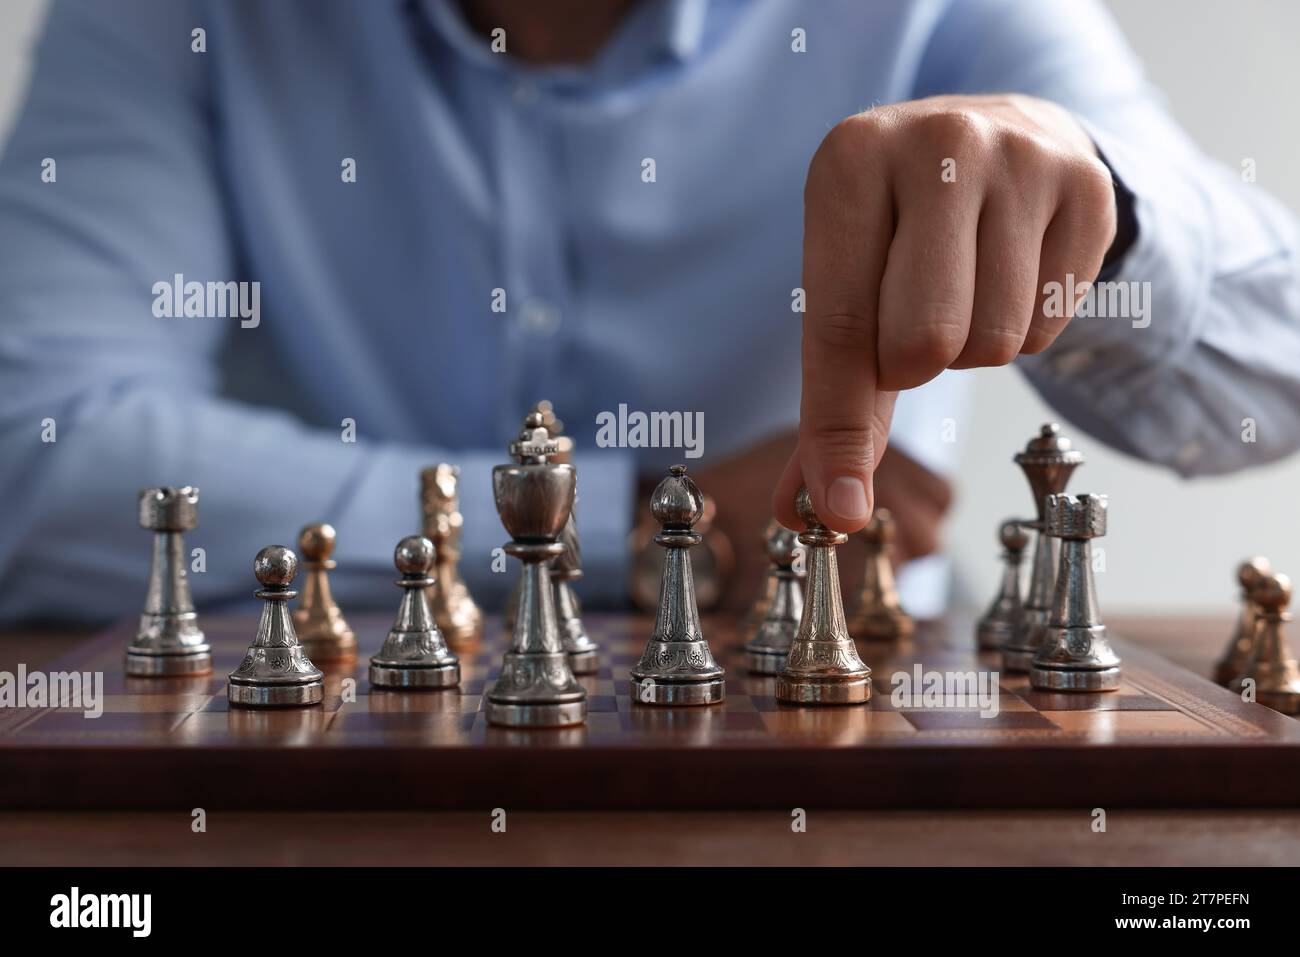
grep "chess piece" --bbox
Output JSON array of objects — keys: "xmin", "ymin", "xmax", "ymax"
[
  {"xmin": 1214, "ymin": 557, "xmax": 1272, "ymax": 687},
  {"xmin": 420, "ymin": 464, "xmax": 483, "ymax": 646},
  {"xmin": 485, "ymin": 414, "xmax": 586, "ymax": 727},
  {"xmin": 1002, "ymin": 424, "xmax": 1084, "ymax": 674},
  {"xmin": 630, "ymin": 465, "xmax": 726, "ymax": 705},
  {"xmin": 533, "ymin": 399, "xmax": 573, "ymax": 462},
  {"xmin": 741, "ymin": 520, "xmax": 782, "ymax": 642},
  {"xmin": 228, "ymin": 546, "xmax": 324, "ymax": 707},
  {"xmin": 554, "ymin": 506, "xmax": 599, "ymax": 674},
  {"xmin": 293, "ymin": 523, "xmax": 356, "ymax": 662},
  {"xmin": 976, "ymin": 519, "xmax": 1030, "ymax": 650},
  {"xmin": 845, "ymin": 508, "xmax": 914, "ymax": 642},
  {"xmin": 125, "ymin": 487, "xmax": 212, "ymax": 676},
  {"xmin": 1230, "ymin": 572, "xmax": 1300, "ymax": 714},
  {"xmin": 744, "ymin": 522, "xmax": 804, "ymax": 674},
  {"xmin": 776, "ymin": 486, "xmax": 871, "ymax": 705},
  {"xmin": 370, "ymin": 536, "xmax": 460, "ymax": 688},
  {"xmin": 628, "ymin": 491, "xmax": 734, "ymax": 612},
  {"xmin": 1029, "ymin": 494, "xmax": 1121, "ymax": 692}
]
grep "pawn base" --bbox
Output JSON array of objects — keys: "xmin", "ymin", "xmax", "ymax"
[
  {"xmin": 776, "ymin": 674, "xmax": 871, "ymax": 706},
  {"xmin": 125, "ymin": 650, "xmax": 212, "ymax": 677},
  {"xmin": 228, "ymin": 678, "xmax": 323, "ymax": 708},
  {"xmin": 369, "ymin": 663, "xmax": 460, "ymax": 689},
  {"xmin": 976, "ymin": 620, "xmax": 1015, "ymax": 651},
  {"xmin": 485, "ymin": 698, "xmax": 586, "ymax": 728},
  {"xmin": 1001, "ymin": 645, "xmax": 1038, "ymax": 674},
  {"xmin": 566, "ymin": 649, "xmax": 599, "ymax": 675},
  {"xmin": 744, "ymin": 648, "xmax": 790, "ymax": 675},
  {"xmin": 1029, "ymin": 665, "xmax": 1122, "ymax": 692},
  {"xmin": 630, "ymin": 676, "xmax": 726, "ymax": 706}
]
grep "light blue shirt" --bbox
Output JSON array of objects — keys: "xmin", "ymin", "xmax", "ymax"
[{"xmin": 1, "ymin": 0, "xmax": 1298, "ymax": 622}]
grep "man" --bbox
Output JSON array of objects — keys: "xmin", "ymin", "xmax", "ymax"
[{"xmin": 1, "ymin": 0, "xmax": 1297, "ymax": 622}]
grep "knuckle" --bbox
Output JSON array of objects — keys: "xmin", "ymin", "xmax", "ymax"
[
  {"xmin": 909, "ymin": 107, "xmax": 990, "ymax": 154},
  {"xmin": 997, "ymin": 125, "xmax": 1050, "ymax": 176},
  {"xmin": 809, "ymin": 310, "xmax": 872, "ymax": 353},
  {"xmin": 1024, "ymin": 315, "xmax": 1069, "ymax": 352},
  {"xmin": 963, "ymin": 326, "xmax": 1024, "ymax": 366},
  {"xmin": 1066, "ymin": 158, "xmax": 1118, "ymax": 237},
  {"xmin": 805, "ymin": 417, "xmax": 875, "ymax": 469},
  {"xmin": 900, "ymin": 313, "xmax": 967, "ymax": 368},
  {"xmin": 807, "ymin": 112, "xmax": 885, "ymax": 191}
]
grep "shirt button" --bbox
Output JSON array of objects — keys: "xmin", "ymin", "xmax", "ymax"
[{"xmin": 520, "ymin": 299, "xmax": 561, "ymax": 337}]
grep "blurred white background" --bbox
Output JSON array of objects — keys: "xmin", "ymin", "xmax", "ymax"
[{"xmin": 2, "ymin": 0, "xmax": 1297, "ymax": 614}]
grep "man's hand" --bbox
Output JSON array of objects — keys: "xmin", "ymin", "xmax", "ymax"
[
  {"xmin": 691, "ymin": 431, "xmax": 950, "ymax": 611},
  {"xmin": 773, "ymin": 94, "xmax": 1118, "ymax": 531}
]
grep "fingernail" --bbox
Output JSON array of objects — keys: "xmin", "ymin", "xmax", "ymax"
[{"xmin": 826, "ymin": 476, "xmax": 869, "ymax": 522}]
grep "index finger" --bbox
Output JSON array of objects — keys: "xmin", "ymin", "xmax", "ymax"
[{"xmin": 773, "ymin": 121, "xmax": 896, "ymax": 532}]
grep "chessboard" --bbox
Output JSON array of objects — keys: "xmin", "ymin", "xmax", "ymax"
[{"xmin": 4, "ymin": 612, "xmax": 1300, "ymax": 811}]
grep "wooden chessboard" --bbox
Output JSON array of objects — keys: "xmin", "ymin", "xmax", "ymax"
[{"xmin": 3, "ymin": 613, "xmax": 1299, "ymax": 810}]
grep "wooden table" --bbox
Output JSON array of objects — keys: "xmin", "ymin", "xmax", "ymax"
[{"xmin": 3, "ymin": 613, "xmax": 1298, "ymax": 866}]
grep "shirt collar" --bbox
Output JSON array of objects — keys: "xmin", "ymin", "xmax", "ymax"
[{"xmin": 413, "ymin": 0, "xmax": 710, "ymax": 83}]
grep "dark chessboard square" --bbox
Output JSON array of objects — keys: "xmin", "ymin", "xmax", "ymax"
[
  {"xmin": 903, "ymin": 710, "xmax": 1057, "ymax": 732},
  {"xmin": 587, "ymin": 694, "xmax": 618, "ymax": 713},
  {"xmin": 329, "ymin": 711, "xmax": 472, "ymax": 734}
]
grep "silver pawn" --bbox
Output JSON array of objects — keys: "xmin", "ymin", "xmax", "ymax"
[
  {"xmin": 1029, "ymin": 494, "xmax": 1121, "ymax": 692},
  {"xmin": 630, "ymin": 465, "xmax": 726, "ymax": 705},
  {"xmin": 125, "ymin": 487, "xmax": 212, "ymax": 676},
  {"xmin": 554, "ymin": 506, "xmax": 599, "ymax": 674},
  {"xmin": 370, "ymin": 536, "xmax": 460, "ymax": 689},
  {"xmin": 228, "ymin": 546, "xmax": 324, "ymax": 707},
  {"xmin": 740, "ymin": 520, "xmax": 783, "ymax": 642},
  {"xmin": 485, "ymin": 413, "xmax": 586, "ymax": 727},
  {"xmin": 976, "ymin": 519, "xmax": 1030, "ymax": 650},
  {"xmin": 744, "ymin": 522, "xmax": 804, "ymax": 674},
  {"xmin": 1002, "ymin": 424, "xmax": 1084, "ymax": 674}
]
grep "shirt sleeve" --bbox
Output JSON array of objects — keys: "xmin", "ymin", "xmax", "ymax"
[
  {"xmin": 913, "ymin": 0, "xmax": 1300, "ymax": 476},
  {"xmin": 0, "ymin": 0, "xmax": 634, "ymax": 622}
]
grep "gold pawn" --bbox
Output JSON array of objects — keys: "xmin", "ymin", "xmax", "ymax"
[
  {"xmin": 293, "ymin": 523, "xmax": 356, "ymax": 662},
  {"xmin": 1230, "ymin": 572, "xmax": 1300, "ymax": 715},
  {"xmin": 421, "ymin": 464, "xmax": 483, "ymax": 647},
  {"xmin": 845, "ymin": 508, "xmax": 915, "ymax": 642}
]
